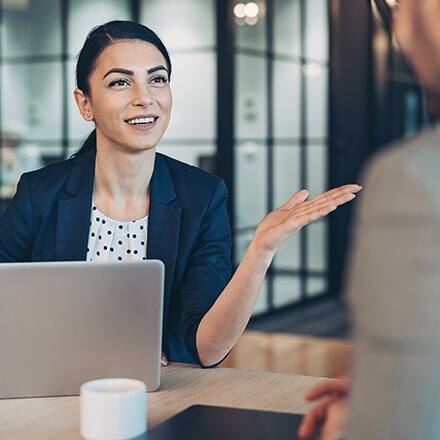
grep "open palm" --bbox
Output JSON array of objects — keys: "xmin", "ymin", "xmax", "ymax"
[{"xmin": 254, "ymin": 184, "xmax": 361, "ymax": 254}]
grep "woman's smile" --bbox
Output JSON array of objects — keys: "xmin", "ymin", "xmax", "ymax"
[{"xmin": 125, "ymin": 114, "xmax": 160, "ymax": 131}]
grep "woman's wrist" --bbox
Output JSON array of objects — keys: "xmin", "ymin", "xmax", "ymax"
[{"xmin": 245, "ymin": 238, "xmax": 275, "ymax": 270}]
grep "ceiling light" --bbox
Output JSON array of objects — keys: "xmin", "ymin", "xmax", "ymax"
[
  {"xmin": 244, "ymin": 16, "xmax": 259, "ymax": 26},
  {"xmin": 244, "ymin": 2, "xmax": 259, "ymax": 18},
  {"xmin": 303, "ymin": 63, "xmax": 322, "ymax": 77},
  {"xmin": 233, "ymin": 3, "xmax": 246, "ymax": 18}
]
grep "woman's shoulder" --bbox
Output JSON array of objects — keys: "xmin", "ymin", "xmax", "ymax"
[{"xmin": 20, "ymin": 155, "xmax": 79, "ymax": 194}]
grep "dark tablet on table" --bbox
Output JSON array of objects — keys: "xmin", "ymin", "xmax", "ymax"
[{"xmin": 145, "ymin": 405, "xmax": 317, "ymax": 440}]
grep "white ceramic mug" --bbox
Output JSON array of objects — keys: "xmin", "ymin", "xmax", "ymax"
[{"xmin": 80, "ymin": 378, "xmax": 147, "ymax": 440}]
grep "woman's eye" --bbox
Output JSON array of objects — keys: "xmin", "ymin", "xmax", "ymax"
[
  {"xmin": 109, "ymin": 79, "xmax": 130, "ymax": 87},
  {"xmin": 150, "ymin": 75, "xmax": 168, "ymax": 85}
]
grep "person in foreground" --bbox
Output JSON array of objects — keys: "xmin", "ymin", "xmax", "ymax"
[
  {"xmin": 0, "ymin": 21, "xmax": 360, "ymax": 368},
  {"xmin": 298, "ymin": 0, "xmax": 440, "ymax": 439}
]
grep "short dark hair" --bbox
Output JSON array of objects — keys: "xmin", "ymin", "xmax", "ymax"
[{"xmin": 72, "ymin": 20, "xmax": 172, "ymax": 157}]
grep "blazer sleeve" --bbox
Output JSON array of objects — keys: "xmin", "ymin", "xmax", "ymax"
[
  {"xmin": 346, "ymin": 151, "xmax": 440, "ymax": 440},
  {"xmin": 178, "ymin": 179, "xmax": 232, "ymax": 367},
  {"xmin": 0, "ymin": 173, "xmax": 34, "ymax": 262}
]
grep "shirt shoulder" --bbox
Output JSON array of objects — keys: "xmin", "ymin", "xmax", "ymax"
[
  {"xmin": 21, "ymin": 155, "xmax": 75, "ymax": 193},
  {"xmin": 363, "ymin": 127, "xmax": 440, "ymax": 188},
  {"xmin": 356, "ymin": 127, "xmax": 440, "ymax": 227}
]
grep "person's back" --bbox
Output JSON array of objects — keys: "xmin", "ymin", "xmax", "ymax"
[
  {"xmin": 346, "ymin": 126, "xmax": 440, "ymax": 439},
  {"xmin": 298, "ymin": 2, "xmax": 440, "ymax": 438},
  {"xmin": 346, "ymin": 0, "xmax": 440, "ymax": 433}
]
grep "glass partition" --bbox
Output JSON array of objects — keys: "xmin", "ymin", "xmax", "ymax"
[
  {"xmin": 233, "ymin": 0, "xmax": 330, "ymax": 315},
  {"xmin": 141, "ymin": 0, "xmax": 216, "ymax": 167}
]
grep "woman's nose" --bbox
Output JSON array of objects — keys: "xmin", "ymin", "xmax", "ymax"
[{"xmin": 131, "ymin": 86, "xmax": 155, "ymax": 107}]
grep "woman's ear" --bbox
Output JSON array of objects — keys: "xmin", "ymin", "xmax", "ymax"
[{"xmin": 74, "ymin": 88, "xmax": 93, "ymax": 121}]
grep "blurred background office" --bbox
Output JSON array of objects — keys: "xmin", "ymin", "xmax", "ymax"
[{"xmin": 0, "ymin": 0, "xmax": 427, "ymax": 376}]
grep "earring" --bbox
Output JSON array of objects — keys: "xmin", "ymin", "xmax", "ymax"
[{"xmin": 85, "ymin": 112, "xmax": 92, "ymax": 120}]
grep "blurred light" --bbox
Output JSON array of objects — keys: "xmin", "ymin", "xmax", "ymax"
[
  {"xmin": 234, "ymin": 1, "xmax": 262, "ymax": 26},
  {"xmin": 243, "ymin": 142, "xmax": 258, "ymax": 160},
  {"xmin": 245, "ymin": 16, "xmax": 259, "ymax": 26},
  {"xmin": 244, "ymin": 2, "xmax": 259, "ymax": 18},
  {"xmin": 303, "ymin": 63, "xmax": 322, "ymax": 77},
  {"xmin": 2, "ymin": 0, "xmax": 28, "ymax": 9},
  {"xmin": 234, "ymin": 3, "xmax": 246, "ymax": 18},
  {"xmin": 235, "ymin": 17, "xmax": 246, "ymax": 26}
]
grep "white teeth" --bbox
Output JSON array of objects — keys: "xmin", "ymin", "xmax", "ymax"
[{"xmin": 127, "ymin": 117, "xmax": 156, "ymax": 125}]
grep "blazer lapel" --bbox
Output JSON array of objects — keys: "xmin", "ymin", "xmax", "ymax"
[
  {"xmin": 56, "ymin": 150, "xmax": 95, "ymax": 261},
  {"xmin": 147, "ymin": 154, "xmax": 182, "ymax": 328}
]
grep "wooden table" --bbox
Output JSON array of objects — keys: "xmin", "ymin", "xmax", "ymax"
[{"xmin": 0, "ymin": 364, "xmax": 324, "ymax": 440}]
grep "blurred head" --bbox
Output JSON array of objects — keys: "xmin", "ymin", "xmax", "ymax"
[
  {"xmin": 74, "ymin": 21, "xmax": 173, "ymax": 154},
  {"xmin": 0, "ymin": 131, "xmax": 19, "ymax": 150},
  {"xmin": 1, "ymin": 121, "xmax": 25, "ymax": 149},
  {"xmin": 394, "ymin": 0, "xmax": 440, "ymax": 118}
]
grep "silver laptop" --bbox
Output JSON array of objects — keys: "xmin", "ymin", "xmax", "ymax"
[{"xmin": 0, "ymin": 260, "xmax": 164, "ymax": 398}]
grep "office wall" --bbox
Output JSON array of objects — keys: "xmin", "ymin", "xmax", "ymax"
[{"xmin": 0, "ymin": 0, "xmax": 330, "ymax": 316}]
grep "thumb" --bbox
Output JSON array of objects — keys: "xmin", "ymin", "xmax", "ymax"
[{"xmin": 282, "ymin": 189, "xmax": 310, "ymax": 210}]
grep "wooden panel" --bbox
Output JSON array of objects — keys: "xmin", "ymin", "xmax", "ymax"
[{"xmin": 220, "ymin": 330, "xmax": 352, "ymax": 378}]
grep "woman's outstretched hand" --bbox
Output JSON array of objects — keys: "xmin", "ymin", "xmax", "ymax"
[
  {"xmin": 253, "ymin": 184, "xmax": 362, "ymax": 256},
  {"xmin": 195, "ymin": 184, "xmax": 360, "ymax": 367}
]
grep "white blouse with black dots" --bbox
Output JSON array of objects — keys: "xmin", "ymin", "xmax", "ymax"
[{"xmin": 86, "ymin": 204, "xmax": 148, "ymax": 262}]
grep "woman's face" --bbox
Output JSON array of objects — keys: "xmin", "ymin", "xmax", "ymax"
[{"xmin": 76, "ymin": 40, "xmax": 172, "ymax": 153}]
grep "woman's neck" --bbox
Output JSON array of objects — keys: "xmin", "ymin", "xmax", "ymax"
[{"xmin": 92, "ymin": 135, "xmax": 156, "ymax": 220}]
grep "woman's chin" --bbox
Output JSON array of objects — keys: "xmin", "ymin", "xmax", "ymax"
[{"xmin": 125, "ymin": 142, "xmax": 158, "ymax": 153}]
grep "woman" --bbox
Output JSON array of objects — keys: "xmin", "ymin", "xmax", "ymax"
[{"xmin": 0, "ymin": 21, "xmax": 360, "ymax": 367}]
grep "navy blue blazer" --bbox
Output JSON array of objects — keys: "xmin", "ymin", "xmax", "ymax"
[{"xmin": 0, "ymin": 148, "xmax": 232, "ymax": 365}]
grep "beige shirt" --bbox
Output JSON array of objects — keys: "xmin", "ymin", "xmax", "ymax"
[{"xmin": 346, "ymin": 127, "xmax": 440, "ymax": 439}]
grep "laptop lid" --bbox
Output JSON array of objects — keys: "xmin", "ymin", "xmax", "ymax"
[
  {"xmin": 146, "ymin": 405, "xmax": 318, "ymax": 440},
  {"xmin": 0, "ymin": 260, "xmax": 164, "ymax": 398}
]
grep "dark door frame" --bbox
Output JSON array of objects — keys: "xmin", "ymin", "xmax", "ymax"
[{"xmin": 328, "ymin": 0, "xmax": 374, "ymax": 297}]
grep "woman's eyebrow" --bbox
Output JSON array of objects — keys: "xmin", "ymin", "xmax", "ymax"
[
  {"xmin": 103, "ymin": 68, "xmax": 133, "ymax": 79},
  {"xmin": 102, "ymin": 65, "xmax": 168, "ymax": 79},
  {"xmin": 147, "ymin": 65, "xmax": 168, "ymax": 75}
]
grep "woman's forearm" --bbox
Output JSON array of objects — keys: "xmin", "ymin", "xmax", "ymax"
[
  {"xmin": 195, "ymin": 184, "xmax": 361, "ymax": 366},
  {"xmin": 196, "ymin": 239, "xmax": 273, "ymax": 366}
]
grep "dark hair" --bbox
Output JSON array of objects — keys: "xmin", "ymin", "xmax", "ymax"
[{"xmin": 72, "ymin": 20, "xmax": 172, "ymax": 158}]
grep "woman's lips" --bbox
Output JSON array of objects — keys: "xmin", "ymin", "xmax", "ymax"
[{"xmin": 126, "ymin": 118, "xmax": 158, "ymax": 131}]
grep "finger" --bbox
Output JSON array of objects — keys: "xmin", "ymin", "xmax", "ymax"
[
  {"xmin": 305, "ymin": 379, "xmax": 351, "ymax": 401},
  {"xmin": 290, "ymin": 197, "xmax": 340, "ymax": 218},
  {"xmin": 298, "ymin": 192, "xmax": 355, "ymax": 217},
  {"xmin": 280, "ymin": 189, "xmax": 310, "ymax": 210},
  {"xmin": 298, "ymin": 399, "xmax": 334, "ymax": 439},
  {"xmin": 160, "ymin": 353, "xmax": 169, "ymax": 367},
  {"xmin": 311, "ymin": 184, "xmax": 361, "ymax": 205},
  {"xmin": 292, "ymin": 191, "xmax": 356, "ymax": 219},
  {"xmin": 287, "ymin": 202, "xmax": 338, "ymax": 231},
  {"xmin": 311, "ymin": 185, "xmax": 361, "ymax": 205},
  {"xmin": 284, "ymin": 192, "xmax": 356, "ymax": 233},
  {"xmin": 327, "ymin": 183, "xmax": 362, "ymax": 195},
  {"xmin": 319, "ymin": 399, "xmax": 349, "ymax": 440},
  {"xmin": 326, "ymin": 191, "xmax": 356, "ymax": 208}
]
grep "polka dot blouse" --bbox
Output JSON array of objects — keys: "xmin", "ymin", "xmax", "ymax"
[{"xmin": 86, "ymin": 204, "xmax": 148, "ymax": 262}]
